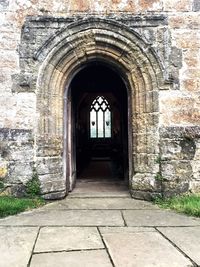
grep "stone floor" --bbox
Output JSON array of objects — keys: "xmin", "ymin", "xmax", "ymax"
[{"xmin": 0, "ymin": 191, "xmax": 200, "ymax": 266}]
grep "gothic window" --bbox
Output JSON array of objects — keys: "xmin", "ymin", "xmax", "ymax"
[{"xmin": 90, "ymin": 96, "xmax": 111, "ymax": 138}]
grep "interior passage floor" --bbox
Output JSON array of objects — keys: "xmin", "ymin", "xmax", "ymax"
[{"xmin": 75, "ymin": 159, "xmax": 128, "ymax": 197}]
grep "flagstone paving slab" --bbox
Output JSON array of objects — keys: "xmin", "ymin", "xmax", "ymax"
[
  {"xmin": 34, "ymin": 227, "xmax": 104, "ymax": 253},
  {"xmin": 45, "ymin": 197, "xmax": 157, "ymax": 210},
  {"xmin": 158, "ymin": 226, "xmax": 200, "ymax": 266},
  {"xmin": 0, "ymin": 209, "xmax": 124, "ymax": 226},
  {"xmin": 0, "ymin": 226, "xmax": 38, "ymax": 267},
  {"xmin": 102, "ymin": 231, "xmax": 193, "ymax": 267},
  {"xmin": 99, "ymin": 226, "xmax": 156, "ymax": 234},
  {"xmin": 123, "ymin": 209, "xmax": 200, "ymax": 226},
  {"xmin": 30, "ymin": 250, "xmax": 113, "ymax": 267}
]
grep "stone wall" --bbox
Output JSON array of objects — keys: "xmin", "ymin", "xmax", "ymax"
[
  {"xmin": 0, "ymin": 0, "xmax": 200, "ymax": 199},
  {"xmin": 0, "ymin": 128, "xmax": 34, "ymax": 196},
  {"xmin": 160, "ymin": 127, "xmax": 200, "ymax": 196}
]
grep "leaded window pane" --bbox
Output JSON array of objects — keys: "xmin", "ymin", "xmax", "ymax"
[
  {"xmin": 90, "ymin": 109, "xmax": 97, "ymax": 138},
  {"xmin": 90, "ymin": 96, "xmax": 111, "ymax": 138},
  {"xmin": 97, "ymin": 110, "xmax": 104, "ymax": 137},
  {"xmin": 105, "ymin": 109, "xmax": 111, "ymax": 138}
]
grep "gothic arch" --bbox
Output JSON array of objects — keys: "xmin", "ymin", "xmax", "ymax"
[{"xmin": 35, "ymin": 18, "xmax": 165, "ymax": 198}]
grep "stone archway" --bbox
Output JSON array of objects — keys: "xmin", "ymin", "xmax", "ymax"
[{"xmin": 32, "ymin": 17, "xmax": 165, "ymax": 199}]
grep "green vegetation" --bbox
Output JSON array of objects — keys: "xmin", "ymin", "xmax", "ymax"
[
  {"xmin": 155, "ymin": 155, "xmax": 162, "ymax": 164},
  {"xmin": 0, "ymin": 181, "xmax": 4, "ymax": 189},
  {"xmin": 154, "ymin": 194, "xmax": 200, "ymax": 217},
  {"xmin": 0, "ymin": 168, "xmax": 44, "ymax": 218},
  {"xmin": 26, "ymin": 168, "xmax": 41, "ymax": 197},
  {"xmin": 0, "ymin": 196, "xmax": 45, "ymax": 218},
  {"xmin": 154, "ymin": 172, "xmax": 164, "ymax": 181}
]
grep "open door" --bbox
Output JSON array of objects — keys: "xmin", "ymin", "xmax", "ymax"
[{"xmin": 67, "ymin": 88, "xmax": 76, "ymax": 191}]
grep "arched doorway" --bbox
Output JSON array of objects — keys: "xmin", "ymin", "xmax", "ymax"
[
  {"xmin": 34, "ymin": 18, "xmax": 165, "ymax": 199},
  {"xmin": 68, "ymin": 63, "xmax": 129, "ymax": 191}
]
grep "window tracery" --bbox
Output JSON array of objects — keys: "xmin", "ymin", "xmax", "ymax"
[{"xmin": 90, "ymin": 96, "xmax": 111, "ymax": 138}]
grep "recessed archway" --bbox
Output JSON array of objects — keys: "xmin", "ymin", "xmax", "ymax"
[
  {"xmin": 34, "ymin": 18, "xmax": 165, "ymax": 199},
  {"xmin": 68, "ymin": 63, "xmax": 129, "ymax": 192}
]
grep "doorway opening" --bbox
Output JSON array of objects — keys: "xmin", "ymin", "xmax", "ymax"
[{"xmin": 69, "ymin": 62, "xmax": 129, "ymax": 192}]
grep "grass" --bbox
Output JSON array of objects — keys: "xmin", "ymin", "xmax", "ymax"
[
  {"xmin": 0, "ymin": 196, "xmax": 46, "ymax": 218},
  {"xmin": 154, "ymin": 194, "xmax": 200, "ymax": 217}
]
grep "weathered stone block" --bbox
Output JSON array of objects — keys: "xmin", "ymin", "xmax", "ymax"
[
  {"xmin": 189, "ymin": 181, "xmax": 200, "ymax": 192},
  {"xmin": 162, "ymin": 181, "xmax": 190, "ymax": 197},
  {"xmin": 133, "ymin": 134, "xmax": 147, "ymax": 154},
  {"xmin": 163, "ymin": 0, "xmax": 192, "ymax": 11},
  {"xmin": 0, "ymin": 128, "xmax": 33, "ymax": 142},
  {"xmin": 0, "ymin": 167, "xmax": 7, "ymax": 179},
  {"xmin": 158, "ymin": 126, "xmax": 200, "ymax": 197},
  {"xmin": 169, "ymin": 14, "xmax": 200, "ymax": 29},
  {"xmin": 36, "ymin": 157, "xmax": 63, "ymax": 175},
  {"xmin": 160, "ymin": 138, "xmax": 196, "ymax": 160},
  {"xmin": 175, "ymin": 31, "xmax": 200, "ymax": 48},
  {"xmin": 11, "ymin": 73, "xmax": 36, "ymax": 93},
  {"xmin": 146, "ymin": 91, "xmax": 159, "ymax": 113},
  {"xmin": 133, "ymin": 154, "xmax": 159, "ymax": 174},
  {"xmin": 159, "ymin": 126, "xmax": 200, "ymax": 140},
  {"xmin": 2, "ymin": 142, "xmax": 34, "ymax": 162},
  {"xmin": 7, "ymin": 161, "xmax": 34, "ymax": 184},
  {"xmin": 170, "ymin": 46, "xmax": 182, "ymax": 68},
  {"xmin": 0, "ymin": 51, "xmax": 18, "ymax": 69},
  {"xmin": 0, "ymin": 0, "xmax": 9, "ymax": 10},
  {"xmin": 160, "ymin": 140, "xmax": 182, "ymax": 160},
  {"xmin": 182, "ymin": 78, "xmax": 200, "ymax": 92},
  {"xmin": 160, "ymin": 93, "xmax": 196, "ymax": 123},
  {"xmin": 193, "ymin": 0, "xmax": 200, "ymax": 11},
  {"xmin": 192, "ymin": 139, "xmax": 200, "ymax": 160},
  {"xmin": 183, "ymin": 49, "xmax": 200, "ymax": 69},
  {"xmin": 0, "ymin": 183, "xmax": 27, "ymax": 197},
  {"xmin": 132, "ymin": 113, "xmax": 159, "ymax": 133},
  {"xmin": 10, "ymin": 183, "xmax": 27, "ymax": 197},
  {"xmin": 182, "ymin": 68, "xmax": 200, "ymax": 80},
  {"xmin": 0, "ymin": 128, "xmax": 34, "ymax": 186},
  {"xmin": 0, "ymin": 33, "xmax": 18, "ymax": 50},
  {"xmin": 36, "ymin": 137, "xmax": 62, "ymax": 157},
  {"xmin": 138, "ymin": 0, "xmax": 162, "ymax": 11},
  {"xmin": 131, "ymin": 190, "xmax": 161, "ymax": 201},
  {"xmin": 146, "ymin": 134, "xmax": 159, "ymax": 154},
  {"xmin": 161, "ymin": 160, "xmax": 193, "ymax": 181},
  {"xmin": 39, "ymin": 173, "xmax": 66, "ymax": 194},
  {"xmin": 132, "ymin": 173, "xmax": 161, "ymax": 192},
  {"xmin": 191, "ymin": 160, "xmax": 200, "ymax": 180},
  {"xmin": 42, "ymin": 190, "xmax": 67, "ymax": 200}
]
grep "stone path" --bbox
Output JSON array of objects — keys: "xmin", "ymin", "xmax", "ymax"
[{"xmin": 0, "ymin": 195, "xmax": 200, "ymax": 267}]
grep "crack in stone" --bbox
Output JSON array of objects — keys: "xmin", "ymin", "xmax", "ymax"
[
  {"xmin": 155, "ymin": 227, "xmax": 198, "ymax": 267},
  {"xmin": 27, "ymin": 226, "xmax": 41, "ymax": 267},
  {"xmin": 97, "ymin": 227, "xmax": 116, "ymax": 267},
  {"xmin": 32, "ymin": 248, "xmax": 105, "ymax": 255},
  {"xmin": 121, "ymin": 211, "xmax": 127, "ymax": 226}
]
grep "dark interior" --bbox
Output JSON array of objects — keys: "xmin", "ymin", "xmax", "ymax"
[{"xmin": 71, "ymin": 63, "xmax": 128, "ymax": 181}]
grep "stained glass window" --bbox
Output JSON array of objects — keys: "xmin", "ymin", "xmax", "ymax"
[{"xmin": 90, "ymin": 96, "xmax": 111, "ymax": 138}]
